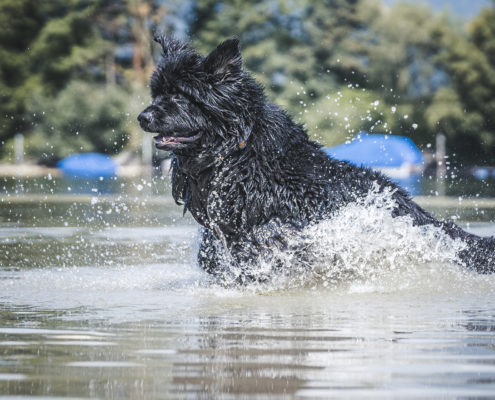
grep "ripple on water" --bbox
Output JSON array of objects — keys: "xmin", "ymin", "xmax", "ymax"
[
  {"xmin": 1, "ymin": 189, "xmax": 495, "ymax": 399},
  {"xmin": 66, "ymin": 361, "xmax": 143, "ymax": 368}
]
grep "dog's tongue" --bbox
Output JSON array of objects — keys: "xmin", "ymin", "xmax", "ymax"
[
  {"xmin": 154, "ymin": 136, "xmax": 179, "ymax": 146},
  {"xmin": 153, "ymin": 132, "xmax": 202, "ymax": 146}
]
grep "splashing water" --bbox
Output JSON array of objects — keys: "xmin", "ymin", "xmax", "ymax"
[{"xmin": 210, "ymin": 184, "xmax": 467, "ymax": 291}]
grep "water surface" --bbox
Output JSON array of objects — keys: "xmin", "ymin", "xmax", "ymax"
[{"xmin": 1, "ymin": 183, "xmax": 495, "ymax": 399}]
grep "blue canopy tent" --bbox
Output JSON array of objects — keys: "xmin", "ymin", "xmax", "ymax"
[
  {"xmin": 324, "ymin": 133, "xmax": 424, "ymax": 194},
  {"xmin": 57, "ymin": 153, "xmax": 117, "ymax": 178},
  {"xmin": 324, "ymin": 132, "xmax": 423, "ymax": 168}
]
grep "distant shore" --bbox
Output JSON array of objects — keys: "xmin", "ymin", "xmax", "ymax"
[{"xmin": 0, "ymin": 163, "xmax": 156, "ymax": 178}]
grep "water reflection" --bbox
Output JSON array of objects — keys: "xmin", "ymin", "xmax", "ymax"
[
  {"xmin": 2, "ymin": 292, "xmax": 495, "ymax": 399},
  {"xmin": 1, "ymin": 173, "xmax": 495, "ymax": 197},
  {"xmin": 56, "ymin": 176, "xmax": 122, "ymax": 195}
]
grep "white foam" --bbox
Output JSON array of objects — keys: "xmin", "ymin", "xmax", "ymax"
[
  {"xmin": 210, "ymin": 184, "xmax": 469, "ymax": 291},
  {"xmin": 1, "ymin": 184, "xmax": 493, "ymax": 311}
]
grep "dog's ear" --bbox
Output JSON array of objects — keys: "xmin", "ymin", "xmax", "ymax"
[
  {"xmin": 203, "ymin": 38, "xmax": 242, "ymax": 77},
  {"xmin": 153, "ymin": 35, "xmax": 188, "ymax": 56}
]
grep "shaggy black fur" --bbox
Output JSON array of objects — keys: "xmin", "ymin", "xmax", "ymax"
[{"xmin": 138, "ymin": 37, "xmax": 495, "ymax": 281}]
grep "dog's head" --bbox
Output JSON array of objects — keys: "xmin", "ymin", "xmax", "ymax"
[{"xmin": 138, "ymin": 36, "xmax": 264, "ymax": 153}]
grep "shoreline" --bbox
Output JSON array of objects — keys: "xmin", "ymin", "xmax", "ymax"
[
  {"xmin": 0, "ymin": 193, "xmax": 493, "ymax": 205},
  {"xmin": 0, "ymin": 163, "xmax": 156, "ymax": 178}
]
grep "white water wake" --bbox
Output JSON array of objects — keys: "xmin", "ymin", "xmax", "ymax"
[
  {"xmin": 211, "ymin": 184, "xmax": 469, "ymax": 290},
  {"xmin": 2, "ymin": 184, "xmax": 493, "ymax": 309}
]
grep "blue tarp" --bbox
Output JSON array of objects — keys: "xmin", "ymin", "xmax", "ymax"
[
  {"xmin": 324, "ymin": 132, "xmax": 423, "ymax": 168},
  {"xmin": 57, "ymin": 153, "xmax": 117, "ymax": 178}
]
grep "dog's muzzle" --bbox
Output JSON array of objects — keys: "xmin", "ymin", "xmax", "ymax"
[{"xmin": 138, "ymin": 110, "xmax": 154, "ymax": 130}]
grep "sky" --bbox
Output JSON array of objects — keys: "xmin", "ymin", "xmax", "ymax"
[{"xmin": 383, "ymin": 0, "xmax": 492, "ymax": 20}]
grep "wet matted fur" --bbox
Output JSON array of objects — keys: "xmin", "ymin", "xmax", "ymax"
[{"xmin": 138, "ymin": 37, "xmax": 494, "ymax": 282}]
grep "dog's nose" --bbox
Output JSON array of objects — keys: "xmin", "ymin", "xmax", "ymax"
[{"xmin": 138, "ymin": 111, "xmax": 153, "ymax": 126}]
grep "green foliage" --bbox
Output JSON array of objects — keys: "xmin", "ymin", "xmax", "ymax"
[
  {"xmin": 1, "ymin": 0, "xmax": 494, "ymax": 165},
  {"xmin": 192, "ymin": 0, "xmax": 438, "ymax": 147},
  {"xmin": 29, "ymin": 6, "xmax": 109, "ymax": 94},
  {"xmin": 193, "ymin": 0, "xmax": 371, "ymax": 146},
  {"xmin": 24, "ymin": 81, "xmax": 130, "ymax": 164},
  {"xmin": 0, "ymin": 0, "xmax": 43, "ymax": 146},
  {"xmin": 0, "ymin": 0, "xmax": 110, "ymax": 154},
  {"xmin": 432, "ymin": 4, "xmax": 495, "ymax": 164},
  {"xmin": 191, "ymin": 0, "xmax": 495, "ymax": 164}
]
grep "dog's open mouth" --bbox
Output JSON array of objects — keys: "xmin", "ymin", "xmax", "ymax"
[{"xmin": 153, "ymin": 131, "xmax": 202, "ymax": 149}]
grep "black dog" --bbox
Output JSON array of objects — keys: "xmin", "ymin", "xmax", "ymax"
[{"xmin": 138, "ymin": 37, "xmax": 494, "ymax": 282}]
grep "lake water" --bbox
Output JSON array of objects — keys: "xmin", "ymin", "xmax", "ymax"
[{"xmin": 1, "ymin": 176, "xmax": 495, "ymax": 399}]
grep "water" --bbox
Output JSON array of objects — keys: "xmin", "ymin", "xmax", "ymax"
[
  {"xmin": 1, "ymin": 178, "xmax": 495, "ymax": 399},
  {"xmin": 1, "ymin": 173, "xmax": 495, "ymax": 197}
]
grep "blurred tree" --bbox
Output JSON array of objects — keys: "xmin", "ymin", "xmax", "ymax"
[
  {"xmin": 192, "ymin": 0, "xmax": 494, "ymax": 159},
  {"xmin": 25, "ymin": 81, "xmax": 129, "ymax": 164},
  {"xmin": 305, "ymin": 0, "xmax": 371, "ymax": 85},
  {"xmin": 128, "ymin": 0, "xmax": 154, "ymax": 86},
  {"xmin": 192, "ymin": 0, "xmax": 308, "ymax": 86},
  {"xmin": 192, "ymin": 0, "xmax": 385, "ymax": 146},
  {"xmin": 362, "ymin": 4, "xmax": 456, "ymax": 147},
  {"xmin": 1, "ymin": 0, "xmax": 493, "ymax": 165},
  {"xmin": 0, "ymin": 0, "xmax": 43, "ymax": 149},
  {"xmin": 433, "ymin": 2, "xmax": 495, "ymax": 164},
  {"xmin": 0, "ymin": 0, "xmax": 112, "ymax": 155},
  {"xmin": 294, "ymin": 0, "xmax": 396, "ymax": 144}
]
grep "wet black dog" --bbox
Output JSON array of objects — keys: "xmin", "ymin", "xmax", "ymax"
[{"xmin": 138, "ymin": 37, "xmax": 494, "ymax": 282}]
